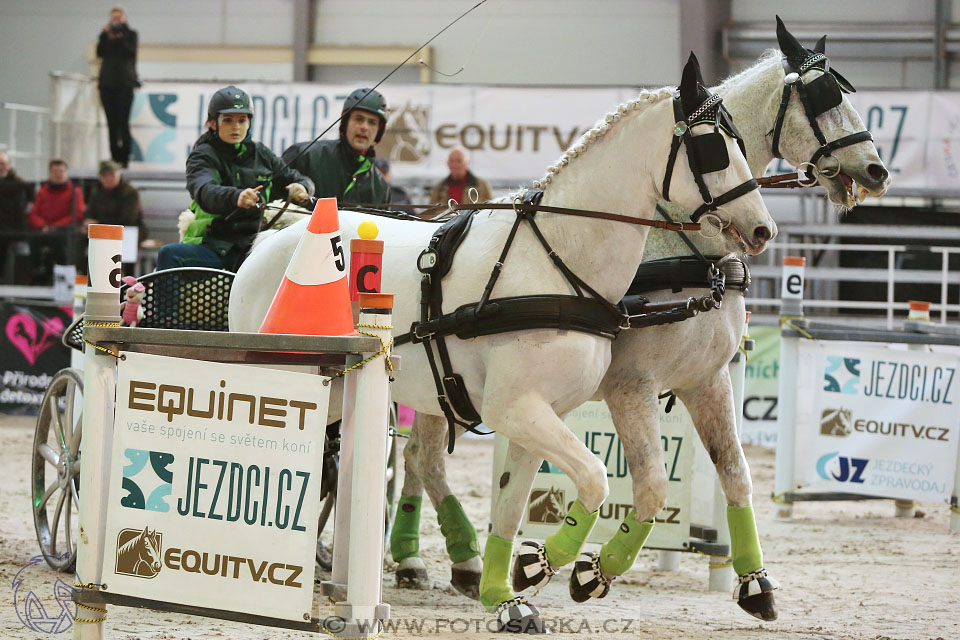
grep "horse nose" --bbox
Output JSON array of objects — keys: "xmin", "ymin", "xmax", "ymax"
[
  {"xmin": 753, "ymin": 225, "xmax": 772, "ymax": 244},
  {"xmin": 867, "ymin": 163, "xmax": 889, "ymax": 186}
]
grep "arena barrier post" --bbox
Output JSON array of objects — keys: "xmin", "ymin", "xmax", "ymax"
[
  {"xmin": 330, "ymin": 293, "xmax": 394, "ymax": 638},
  {"xmin": 74, "ymin": 225, "xmax": 124, "ymax": 640},
  {"xmin": 893, "ymin": 301, "xmax": 933, "ymax": 518},
  {"xmin": 773, "ymin": 256, "xmax": 806, "ymax": 521}
]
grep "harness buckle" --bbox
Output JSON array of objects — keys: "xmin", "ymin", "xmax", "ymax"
[
  {"xmin": 412, "ymin": 322, "xmax": 435, "ymax": 342},
  {"xmin": 418, "ymin": 247, "xmax": 439, "ymax": 274}
]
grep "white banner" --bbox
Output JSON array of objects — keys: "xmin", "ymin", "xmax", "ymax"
[
  {"xmin": 794, "ymin": 342, "xmax": 960, "ymax": 503},
  {"xmin": 491, "ymin": 399, "xmax": 719, "ymax": 552},
  {"xmin": 52, "ymin": 78, "xmax": 960, "ymax": 191},
  {"xmin": 125, "ymin": 82, "xmax": 636, "ymax": 183},
  {"xmin": 101, "ymin": 352, "xmax": 329, "ymax": 623}
]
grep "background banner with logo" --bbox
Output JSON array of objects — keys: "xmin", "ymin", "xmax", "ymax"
[
  {"xmin": 490, "ymin": 399, "xmax": 718, "ymax": 551},
  {"xmin": 100, "ymin": 353, "xmax": 329, "ymax": 622},
  {"xmin": 793, "ymin": 341, "xmax": 960, "ymax": 503},
  {"xmin": 53, "ymin": 80, "xmax": 952, "ymax": 191},
  {"xmin": 0, "ymin": 301, "xmax": 71, "ymax": 415}
]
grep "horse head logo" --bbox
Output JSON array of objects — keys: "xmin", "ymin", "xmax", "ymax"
[
  {"xmin": 820, "ymin": 408, "xmax": 852, "ymax": 437},
  {"xmin": 528, "ymin": 487, "xmax": 566, "ymax": 524},
  {"xmin": 115, "ymin": 527, "xmax": 162, "ymax": 578},
  {"xmin": 379, "ymin": 102, "xmax": 431, "ymax": 162}
]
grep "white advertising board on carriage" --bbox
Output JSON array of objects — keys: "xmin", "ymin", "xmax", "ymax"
[
  {"xmin": 99, "ymin": 352, "xmax": 329, "ymax": 622},
  {"xmin": 790, "ymin": 341, "xmax": 960, "ymax": 503}
]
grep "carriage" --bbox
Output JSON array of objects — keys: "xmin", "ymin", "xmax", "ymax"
[{"xmin": 30, "ymin": 266, "xmax": 400, "ymax": 574}]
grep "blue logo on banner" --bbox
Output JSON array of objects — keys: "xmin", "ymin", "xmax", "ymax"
[{"xmin": 121, "ymin": 449, "xmax": 174, "ymax": 512}]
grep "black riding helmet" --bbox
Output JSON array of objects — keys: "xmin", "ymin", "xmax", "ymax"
[
  {"xmin": 207, "ymin": 85, "xmax": 254, "ymax": 124},
  {"xmin": 339, "ymin": 88, "xmax": 388, "ymax": 144}
]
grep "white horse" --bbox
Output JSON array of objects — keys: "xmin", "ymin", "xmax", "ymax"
[
  {"xmin": 230, "ymin": 54, "xmax": 775, "ymax": 631},
  {"xmin": 394, "ymin": 18, "xmax": 889, "ymax": 621}
]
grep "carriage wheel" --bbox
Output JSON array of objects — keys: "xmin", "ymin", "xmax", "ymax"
[{"xmin": 32, "ymin": 368, "xmax": 83, "ymax": 572}]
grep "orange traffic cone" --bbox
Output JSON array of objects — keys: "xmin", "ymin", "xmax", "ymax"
[{"xmin": 258, "ymin": 197, "xmax": 357, "ymax": 336}]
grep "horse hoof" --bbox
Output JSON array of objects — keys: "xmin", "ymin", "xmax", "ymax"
[
  {"xmin": 450, "ymin": 568, "xmax": 481, "ymax": 600},
  {"xmin": 496, "ymin": 596, "xmax": 545, "ymax": 634},
  {"xmin": 569, "ymin": 552, "xmax": 612, "ymax": 603},
  {"xmin": 512, "ymin": 541, "xmax": 556, "ymax": 593},
  {"xmin": 734, "ymin": 568, "xmax": 779, "ymax": 621},
  {"xmin": 396, "ymin": 566, "xmax": 430, "ymax": 590}
]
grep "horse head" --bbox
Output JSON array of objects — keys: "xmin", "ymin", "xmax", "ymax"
[
  {"xmin": 773, "ymin": 16, "xmax": 889, "ymax": 207},
  {"xmin": 667, "ymin": 52, "xmax": 777, "ymax": 255},
  {"xmin": 139, "ymin": 527, "xmax": 161, "ymax": 573}
]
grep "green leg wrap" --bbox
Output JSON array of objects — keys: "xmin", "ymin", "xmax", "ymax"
[
  {"xmin": 390, "ymin": 495, "xmax": 422, "ymax": 561},
  {"xmin": 727, "ymin": 504, "xmax": 763, "ymax": 575},
  {"xmin": 598, "ymin": 510, "xmax": 654, "ymax": 576},
  {"xmin": 479, "ymin": 535, "xmax": 515, "ymax": 610},
  {"xmin": 544, "ymin": 499, "xmax": 600, "ymax": 568},
  {"xmin": 437, "ymin": 495, "xmax": 480, "ymax": 563}
]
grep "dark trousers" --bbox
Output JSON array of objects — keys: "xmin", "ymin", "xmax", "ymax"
[
  {"xmin": 156, "ymin": 243, "xmax": 226, "ymax": 271},
  {"xmin": 99, "ymin": 86, "xmax": 134, "ymax": 166}
]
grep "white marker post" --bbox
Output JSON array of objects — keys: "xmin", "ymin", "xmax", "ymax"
[
  {"xmin": 331, "ymin": 293, "xmax": 393, "ymax": 638},
  {"xmin": 773, "ymin": 257, "xmax": 805, "ymax": 521},
  {"xmin": 895, "ymin": 300, "xmax": 932, "ymax": 519},
  {"xmin": 75, "ymin": 225, "xmax": 123, "ymax": 640}
]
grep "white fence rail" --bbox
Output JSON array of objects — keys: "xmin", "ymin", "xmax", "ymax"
[{"xmin": 748, "ymin": 242, "xmax": 960, "ymax": 327}]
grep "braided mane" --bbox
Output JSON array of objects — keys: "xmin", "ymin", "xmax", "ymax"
[{"xmin": 532, "ymin": 86, "xmax": 676, "ymax": 190}]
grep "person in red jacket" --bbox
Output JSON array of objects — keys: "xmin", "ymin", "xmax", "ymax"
[
  {"xmin": 29, "ymin": 159, "xmax": 85, "ymax": 230},
  {"xmin": 29, "ymin": 158, "xmax": 85, "ymax": 283}
]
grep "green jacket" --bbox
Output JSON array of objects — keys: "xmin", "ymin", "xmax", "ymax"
[
  {"xmin": 185, "ymin": 130, "xmax": 314, "ymax": 264},
  {"xmin": 282, "ymin": 138, "xmax": 390, "ymax": 206}
]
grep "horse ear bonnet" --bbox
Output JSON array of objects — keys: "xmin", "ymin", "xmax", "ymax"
[
  {"xmin": 678, "ymin": 52, "xmax": 746, "ymax": 173},
  {"xmin": 776, "ymin": 16, "xmax": 856, "ymax": 118}
]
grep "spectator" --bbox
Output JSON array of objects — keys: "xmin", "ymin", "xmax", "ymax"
[
  {"xmin": 97, "ymin": 6, "xmax": 139, "ymax": 168},
  {"xmin": 0, "ymin": 151, "xmax": 31, "ymax": 278},
  {"xmin": 373, "ymin": 158, "xmax": 412, "ymax": 207},
  {"xmin": 283, "ymin": 87, "xmax": 391, "ymax": 206},
  {"xmin": 30, "ymin": 159, "xmax": 84, "ymax": 230},
  {"xmin": 0, "ymin": 151, "xmax": 30, "ymax": 225},
  {"xmin": 29, "ymin": 159, "xmax": 85, "ymax": 283},
  {"xmin": 85, "ymin": 160, "xmax": 144, "ymax": 233},
  {"xmin": 156, "ymin": 86, "xmax": 313, "ymax": 272},
  {"xmin": 429, "ymin": 147, "xmax": 493, "ymax": 206}
]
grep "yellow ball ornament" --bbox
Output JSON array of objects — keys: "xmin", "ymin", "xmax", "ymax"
[{"xmin": 357, "ymin": 220, "xmax": 379, "ymax": 240}]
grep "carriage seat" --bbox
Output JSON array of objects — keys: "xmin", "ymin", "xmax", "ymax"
[{"xmin": 63, "ymin": 267, "xmax": 236, "ymax": 352}]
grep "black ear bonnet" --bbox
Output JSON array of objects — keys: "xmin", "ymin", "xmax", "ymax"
[{"xmin": 776, "ymin": 16, "xmax": 856, "ymax": 118}]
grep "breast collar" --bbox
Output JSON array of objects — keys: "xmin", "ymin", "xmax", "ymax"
[
  {"xmin": 661, "ymin": 91, "xmax": 759, "ymax": 223},
  {"xmin": 770, "ymin": 52, "xmax": 874, "ymax": 182}
]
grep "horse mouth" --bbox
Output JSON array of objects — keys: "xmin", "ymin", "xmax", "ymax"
[
  {"xmin": 727, "ymin": 227, "xmax": 766, "ymax": 256},
  {"xmin": 827, "ymin": 172, "xmax": 887, "ymax": 207}
]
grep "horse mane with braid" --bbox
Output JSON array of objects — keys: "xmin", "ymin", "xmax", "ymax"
[{"xmin": 532, "ymin": 86, "xmax": 676, "ymax": 190}]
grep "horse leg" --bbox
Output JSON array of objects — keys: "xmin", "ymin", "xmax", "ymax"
[
  {"xmin": 676, "ymin": 371, "xmax": 779, "ymax": 621},
  {"xmin": 405, "ymin": 413, "xmax": 482, "ymax": 599},
  {"xmin": 484, "ymin": 395, "xmax": 608, "ymax": 630},
  {"xmin": 568, "ymin": 376, "xmax": 662, "ymax": 602},
  {"xmin": 482, "ymin": 439, "xmax": 546, "ymax": 633},
  {"xmin": 391, "ymin": 413, "xmax": 430, "ymax": 590}
]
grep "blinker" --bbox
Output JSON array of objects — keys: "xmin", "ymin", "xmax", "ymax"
[
  {"xmin": 804, "ymin": 71, "xmax": 843, "ymax": 116},
  {"xmin": 689, "ymin": 132, "xmax": 730, "ymax": 174}
]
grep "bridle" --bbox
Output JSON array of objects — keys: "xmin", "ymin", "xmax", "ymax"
[
  {"xmin": 662, "ymin": 90, "xmax": 759, "ymax": 223},
  {"xmin": 767, "ymin": 52, "xmax": 873, "ymax": 187}
]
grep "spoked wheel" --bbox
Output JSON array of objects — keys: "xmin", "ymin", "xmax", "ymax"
[{"xmin": 32, "ymin": 368, "xmax": 83, "ymax": 571}]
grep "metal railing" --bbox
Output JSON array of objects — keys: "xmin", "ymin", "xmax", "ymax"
[
  {"xmin": 1, "ymin": 102, "xmax": 50, "ymax": 181},
  {"xmin": 747, "ymin": 242, "xmax": 960, "ymax": 328}
]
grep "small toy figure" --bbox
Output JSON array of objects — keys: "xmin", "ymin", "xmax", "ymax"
[{"xmin": 120, "ymin": 275, "xmax": 145, "ymax": 327}]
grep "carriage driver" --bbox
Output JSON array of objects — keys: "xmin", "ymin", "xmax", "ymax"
[
  {"xmin": 156, "ymin": 86, "xmax": 314, "ymax": 272},
  {"xmin": 282, "ymin": 88, "xmax": 391, "ymax": 206}
]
